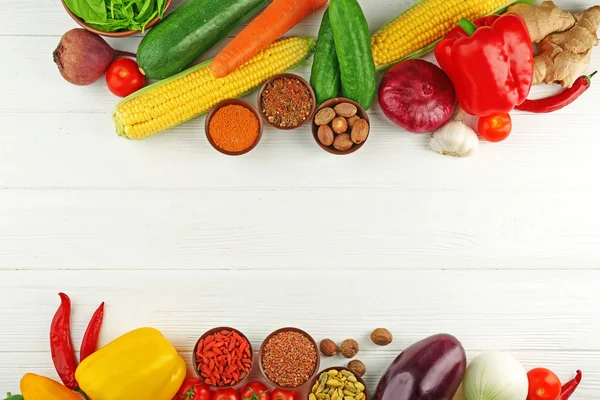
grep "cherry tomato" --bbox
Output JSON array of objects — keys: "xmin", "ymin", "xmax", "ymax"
[
  {"xmin": 106, "ymin": 58, "xmax": 145, "ymax": 97},
  {"xmin": 212, "ymin": 388, "xmax": 241, "ymax": 400},
  {"xmin": 271, "ymin": 389, "xmax": 297, "ymax": 400},
  {"xmin": 527, "ymin": 368, "xmax": 562, "ymax": 400},
  {"xmin": 241, "ymin": 382, "xmax": 270, "ymax": 400},
  {"xmin": 173, "ymin": 378, "xmax": 211, "ymax": 400},
  {"xmin": 477, "ymin": 112, "xmax": 512, "ymax": 142}
]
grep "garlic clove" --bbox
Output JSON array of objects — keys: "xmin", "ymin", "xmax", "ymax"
[{"xmin": 430, "ymin": 120, "xmax": 479, "ymax": 157}]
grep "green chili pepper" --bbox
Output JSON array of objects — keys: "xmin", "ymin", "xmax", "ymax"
[{"xmin": 4, "ymin": 393, "xmax": 24, "ymax": 400}]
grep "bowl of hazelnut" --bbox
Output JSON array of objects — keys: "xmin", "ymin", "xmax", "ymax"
[{"xmin": 311, "ymin": 98, "xmax": 370, "ymax": 155}]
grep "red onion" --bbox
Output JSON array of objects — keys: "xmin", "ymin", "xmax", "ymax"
[{"xmin": 379, "ymin": 60, "xmax": 456, "ymax": 133}]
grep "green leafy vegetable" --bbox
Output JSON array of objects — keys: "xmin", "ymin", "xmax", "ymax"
[
  {"xmin": 65, "ymin": 0, "xmax": 168, "ymax": 32},
  {"xmin": 65, "ymin": 0, "xmax": 107, "ymax": 23}
]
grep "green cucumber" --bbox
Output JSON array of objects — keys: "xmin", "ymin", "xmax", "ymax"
[
  {"xmin": 138, "ymin": 0, "xmax": 270, "ymax": 79},
  {"xmin": 310, "ymin": 9, "xmax": 341, "ymax": 105},
  {"xmin": 328, "ymin": 0, "xmax": 376, "ymax": 110}
]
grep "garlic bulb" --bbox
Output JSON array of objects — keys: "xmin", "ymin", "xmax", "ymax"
[{"xmin": 430, "ymin": 120, "xmax": 479, "ymax": 157}]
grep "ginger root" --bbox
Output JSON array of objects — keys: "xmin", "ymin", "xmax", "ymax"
[
  {"xmin": 509, "ymin": 1, "xmax": 600, "ymax": 88},
  {"xmin": 509, "ymin": 1, "xmax": 576, "ymax": 43}
]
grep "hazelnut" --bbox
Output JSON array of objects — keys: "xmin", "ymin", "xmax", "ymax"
[
  {"xmin": 317, "ymin": 125, "xmax": 335, "ymax": 147},
  {"xmin": 347, "ymin": 115, "xmax": 360, "ymax": 128},
  {"xmin": 319, "ymin": 338, "xmax": 338, "ymax": 357},
  {"xmin": 340, "ymin": 339, "xmax": 359, "ymax": 358},
  {"xmin": 333, "ymin": 134, "xmax": 353, "ymax": 151},
  {"xmin": 347, "ymin": 360, "xmax": 366, "ymax": 377},
  {"xmin": 314, "ymin": 108, "xmax": 336, "ymax": 126},
  {"xmin": 370, "ymin": 328, "xmax": 393, "ymax": 346},
  {"xmin": 331, "ymin": 117, "xmax": 348, "ymax": 134}
]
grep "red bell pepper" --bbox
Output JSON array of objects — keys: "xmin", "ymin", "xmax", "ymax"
[{"xmin": 434, "ymin": 14, "xmax": 534, "ymax": 117}]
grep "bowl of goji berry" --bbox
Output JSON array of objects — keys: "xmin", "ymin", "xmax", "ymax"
[
  {"xmin": 259, "ymin": 327, "xmax": 320, "ymax": 389},
  {"xmin": 193, "ymin": 327, "xmax": 254, "ymax": 387}
]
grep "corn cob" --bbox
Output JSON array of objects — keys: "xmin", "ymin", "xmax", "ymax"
[
  {"xmin": 371, "ymin": 0, "xmax": 536, "ymax": 70},
  {"xmin": 114, "ymin": 36, "xmax": 315, "ymax": 140}
]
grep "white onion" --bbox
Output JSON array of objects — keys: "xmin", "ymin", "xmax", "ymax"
[{"xmin": 462, "ymin": 352, "xmax": 528, "ymax": 400}]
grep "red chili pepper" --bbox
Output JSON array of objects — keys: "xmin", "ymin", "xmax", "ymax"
[
  {"xmin": 435, "ymin": 14, "xmax": 534, "ymax": 117},
  {"xmin": 49, "ymin": 293, "xmax": 79, "ymax": 389},
  {"xmin": 79, "ymin": 302, "xmax": 105, "ymax": 362},
  {"xmin": 515, "ymin": 72, "xmax": 596, "ymax": 113},
  {"xmin": 558, "ymin": 370, "xmax": 582, "ymax": 400}
]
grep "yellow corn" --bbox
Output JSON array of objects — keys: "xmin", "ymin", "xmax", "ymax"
[
  {"xmin": 114, "ymin": 36, "xmax": 315, "ymax": 140},
  {"xmin": 371, "ymin": 0, "xmax": 516, "ymax": 69}
]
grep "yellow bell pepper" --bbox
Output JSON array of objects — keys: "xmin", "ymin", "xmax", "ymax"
[
  {"xmin": 75, "ymin": 327, "xmax": 186, "ymax": 400},
  {"xmin": 20, "ymin": 373, "xmax": 81, "ymax": 400}
]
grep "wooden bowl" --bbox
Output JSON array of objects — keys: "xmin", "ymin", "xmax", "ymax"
[
  {"xmin": 60, "ymin": 0, "xmax": 172, "ymax": 37},
  {"xmin": 192, "ymin": 326, "xmax": 254, "ymax": 388},
  {"xmin": 259, "ymin": 327, "xmax": 321, "ymax": 389},
  {"xmin": 205, "ymin": 99, "xmax": 264, "ymax": 156},
  {"xmin": 257, "ymin": 73, "xmax": 316, "ymax": 130},
  {"xmin": 311, "ymin": 98, "xmax": 370, "ymax": 155},
  {"xmin": 308, "ymin": 366, "xmax": 368, "ymax": 400}
]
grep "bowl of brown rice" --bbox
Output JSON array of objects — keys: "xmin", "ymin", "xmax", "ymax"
[{"xmin": 259, "ymin": 327, "xmax": 320, "ymax": 389}]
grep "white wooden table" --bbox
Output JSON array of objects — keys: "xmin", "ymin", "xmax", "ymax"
[{"xmin": 1, "ymin": 0, "xmax": 599, "ymax": 397}]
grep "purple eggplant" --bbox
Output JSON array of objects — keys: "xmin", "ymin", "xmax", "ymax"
[{"xmin": 374, "ymin": 334, "xmax": 466, "ymax": 400}]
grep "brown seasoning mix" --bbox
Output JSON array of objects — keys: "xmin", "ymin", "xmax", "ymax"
[
  {"xmin": 261, "ymin": 77, "xmax": 313, "ymax": 128},
  {"xmin": 262, "ymin": 330, "xmax": 317, "ymax": 387}
]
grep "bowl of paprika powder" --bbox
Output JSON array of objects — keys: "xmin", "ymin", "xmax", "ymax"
[{"xmin": 205, "ymin": 99, "xmax": 264, "ymax": 156}]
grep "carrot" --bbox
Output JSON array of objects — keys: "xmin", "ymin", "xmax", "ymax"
[{"xmin": 210, "ymin": 0, "xmax": 327, "ymax": 78}]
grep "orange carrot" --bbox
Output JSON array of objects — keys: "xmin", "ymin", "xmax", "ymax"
[{"xmin": 210, "ymin": 0, "xmax": 327, "ymax": 78}]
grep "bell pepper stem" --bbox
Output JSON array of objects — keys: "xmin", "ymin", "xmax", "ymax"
[{"xmin": 458, "ymin": 19, "xmax": 477, "ymax": 36}]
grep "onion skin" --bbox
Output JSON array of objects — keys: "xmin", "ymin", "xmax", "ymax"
[
  {"xmin": 373, "ymin": 333, "xmax": 466, "ymax": 400},
  {"xmin": 53, "ymin": 29, "xmax": 117, "ymax": 86},
  {"xmin": 379, "ymin": 60, "xmax": 456, "ymax": 133}
]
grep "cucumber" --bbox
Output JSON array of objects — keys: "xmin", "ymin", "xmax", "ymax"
[
  {"xmin": 328, "ymin": 0, "xmax": 376, "ymax": 110},
  {"xmin": 138, "ymin": 0, "xmax": 270, "ymax": 80},
  {"xmin": 310, "ymin": 9, "xmax": 341, "ymax": 105}
]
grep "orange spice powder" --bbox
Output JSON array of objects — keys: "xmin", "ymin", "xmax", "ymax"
[{"xmin": 208, "ymin": 105, "xmax": 260, "ymax": 153}]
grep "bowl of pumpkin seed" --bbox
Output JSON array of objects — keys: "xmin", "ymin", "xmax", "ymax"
[{"xmin": 308, "ymin": 367, "xmax": 367, "ymax": 400}]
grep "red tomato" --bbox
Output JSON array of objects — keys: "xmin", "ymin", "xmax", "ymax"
[
  {"xmin": 527, "ymin": 368, "xmax": 562, "ymax": 400},
  {"xmin": 212, "ymin": 388, "xmax": 241, "ymax": 400},
  {"xmin": 173, "ymin": 378, "xmax": 211, "ymax": 400},
  {"xmin": 477, "ymin": 112, "xmax": 512, "ymax": 142},
  {"xmin": 106, "ymin": 58, "xmax": 145, "ymax": 97},
  {"xmin": 271, "ymin": 389, "xmax": 297, "ymax": 400},
  {"xmin": 241, "ymin": 382, "xmax": 270, "ymax": 400}
]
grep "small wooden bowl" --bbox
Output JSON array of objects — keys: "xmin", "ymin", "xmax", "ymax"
[
  {"xmin": 259, "ymin": 327, "xmax": 321, "ymax": 390},
  {"xmin": 311, "ymin": 98, "xmax": 370, "ymax": 155},
  {"xmin": 257, "ymin": 73, "xmax": 316, "ymax": 130},
  {"xmin": 192, "ymin": 326, "xmax": 254, "ymax": 388},
  {"xmin": 60, "ymin": 0, "xmax": 172, "ymax": 37},
  {"xmin": 308, "ymin": 367, "xmax": 368, "ymax": 400},
  {"xmin": 205, "ymin": 99, "xmax": 264, "ymax": 156}
]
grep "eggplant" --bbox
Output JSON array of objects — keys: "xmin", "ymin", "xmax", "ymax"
[{"xmin": 374, "ymin": 334, "xmax": 466, "ymax": 400}]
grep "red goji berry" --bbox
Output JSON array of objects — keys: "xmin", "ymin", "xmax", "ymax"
[{"xmin": 195, "ymin": 329, "xmax": 252, "ymax": 387}]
